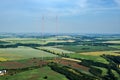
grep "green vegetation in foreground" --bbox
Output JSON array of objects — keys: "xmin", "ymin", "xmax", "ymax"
[
  {"xmin": 112, "ymin": 70, "xmax": 120, "ymax": 80},
  {"xmin": 49, "ymin": 63, "xmax": 97, "ymax": 80},
  {"xmin": 92, "ymin": 66, "xmax": 108, "ymax": 76},
  {"xmin": 0, "ymin": 66, "xmax": 68, "ymax": 80},
  {"xmin": 0, "ymin": 46, "xmax": 57, "ymax": 60},
  {"xmin": 67, "ymin": 53, "xmax": 109, "ymax": 64},
  {"xmin": 58, "ymin": 45, "xmax": 117, "ymax": 53}
]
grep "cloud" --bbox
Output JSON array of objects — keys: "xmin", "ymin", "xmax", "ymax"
[
  {"xmin": 75, "ymin": 0, "xmax": 88, "ymax": 8},
  {"xmin": 114, "ymin": 0, "xmax": 120, "ymax": 6},
  {"xmin": 0, "ymin": 0, "xmax": 120, "ymax": 17}
]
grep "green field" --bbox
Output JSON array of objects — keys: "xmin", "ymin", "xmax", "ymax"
[
  {"xmin": 0, "ymin": 46, "xmax": 57, "ymax": 61},
  {"xmin": 0, "ymin": 66, "xmax": 68, "ymax": 80},
  {"xmin": 0, "ymin": 37, "xmax": 74, "ymax": 45},
  {"xmin": 112, "ymin": 70, "xmax": 120, "ymax": 80},
  {"xmin": 92, "ymin": 66, "xmax": 108, "ymax": 76},
  {"xmin": 0, "ymin": 38, "xmax": 48, "ymax": 45},
  {"xmin": 57, "ymin": 45, "xmax": 117, "ymax": 53},
  {"xmin": 67, "ymin": 53, "xmax": 109, "ymax": 64},
  {"xmin": 0, "ymin": 34, "xmax": 120, "ymax": 80}
]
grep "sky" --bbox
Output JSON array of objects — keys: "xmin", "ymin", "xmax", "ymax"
[{"xmin": 0, "ymin": 0, "xmax": 120, "ymax": 33}]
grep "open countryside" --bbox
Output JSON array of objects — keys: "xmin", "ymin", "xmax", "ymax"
[
  {"xmin": 0, "ymin": 0, "xmax": 120, "ymax": 80},
  {"xmin": 0, "ymin": 33, "xmax": 120, "ymax": 80}
]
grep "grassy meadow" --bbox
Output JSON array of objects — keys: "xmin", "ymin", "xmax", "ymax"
[
  {"xmin": 0, "ymin": 66, "xmax": 68, "ymax": 80},
  {"xmin": 0, "ymin": 37, "xmax": 74, "ymax": 45},
  {"xmin": 67, "ymin": 53, "xmax": 109, "ymax": 64},
  {"xmin": 0, "ymin": 34, "xmax": 120, "ymax": 80},
  {"xmin": 0, "ymin": 46, "xmax": 57, "ymax": 61},
  {"xmin": 57, "ymin": 45, "xmax": 117, "ymax": 53}
]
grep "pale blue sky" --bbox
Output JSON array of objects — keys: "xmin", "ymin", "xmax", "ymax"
[{"xmin": 0, "ymin": 0, "xmax": 120, "ymax": 33}]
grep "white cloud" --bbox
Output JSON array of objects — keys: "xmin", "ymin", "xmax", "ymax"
[
  {"xmin": 114, "ymin": 0, "xmax": 120, "ymax": 6},
  {"xmin": 76, "ymin": 0, "xmax": 88, "ymax": 8},
  {"xmin": 1, "ymin": 0, "xmax": 120, "ymax": 17}
]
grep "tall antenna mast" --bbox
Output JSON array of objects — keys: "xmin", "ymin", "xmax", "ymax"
[
  {"xmin": 56, "ymin": 16, "xmax": 58, "ymax": 36},
  {"xmin": 41, "ymin": 16, "xmax": 44, "ymax": 42},
  {"xmin": 41, "ymin": 16, "xmax": 44, "ymax": 60},
  {"xmin": 56, "ymin": 16, "xmax": 58, "ymax": 47}
]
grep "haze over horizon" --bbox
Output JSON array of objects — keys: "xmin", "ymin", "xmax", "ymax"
[{"xmin": 0, "ymin": 0, "xmax": 120, "ymax": 34}]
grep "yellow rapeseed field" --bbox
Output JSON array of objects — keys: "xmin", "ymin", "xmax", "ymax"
[
  {"xmin": 80, "ymin": 51, "xmax": 120, "ymax": 56},
  {"xmin": 0, "ymin": 57, "xmax": 7, "ymax": 61}
]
